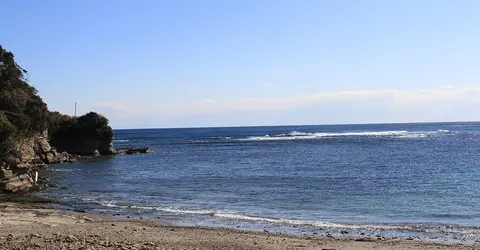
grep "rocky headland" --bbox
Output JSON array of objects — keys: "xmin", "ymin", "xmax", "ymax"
[{"xmin": 0, "ymin": 45, "xmax": 143, "ymax": 193}]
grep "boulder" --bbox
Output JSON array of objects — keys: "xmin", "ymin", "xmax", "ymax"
[{"xmin": 0, "ymin": 173, "xmax": 33, "ymax": 192}]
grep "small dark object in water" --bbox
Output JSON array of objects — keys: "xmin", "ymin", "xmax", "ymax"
[{"xmin": 116, "ymin": 147, "xmax": 152, "ymax": 155}]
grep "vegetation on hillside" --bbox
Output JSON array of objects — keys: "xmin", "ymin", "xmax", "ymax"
[
  {"xmin": 0, "ymin": 45, "xmax": 50, "ymax": 158},
  {"xmin": 0, "ymin": 45, "xmax": 113, "ymax": 159},
  {"xmin": 49, "ymin": 112, "xmax": 113, "ymax": 143}
]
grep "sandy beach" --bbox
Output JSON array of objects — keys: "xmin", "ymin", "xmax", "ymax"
[{"xmin": 0, "ymin": 202, "xmax": 476, "ymax": 250}]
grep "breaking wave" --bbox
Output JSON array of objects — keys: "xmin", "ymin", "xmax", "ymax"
[
  {"xmin": 114, "ymin": 139, "xmax": 130, "ymax": 143},
  {"xmin": 93, "ymin": 201, "xmax": 479, "ymax": 234},
  {"xmin": 236, "ymin": 130, "xmax": 451, "ymax": 142},
  {"xmin": 96, "ymin": 201, "xmax": 397, "ymax": 230}
]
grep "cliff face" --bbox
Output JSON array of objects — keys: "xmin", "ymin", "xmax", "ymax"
[
  {"xmin": 0, "ymin": 128, "xmax": 116, "ymax": 192},
  {"xmin": 0, "ymin": 111, "xmax": 117, "ymax": 193},
  {"xmin": 0, "ymin": 132, "xmax": 73, "ymax": 192}
]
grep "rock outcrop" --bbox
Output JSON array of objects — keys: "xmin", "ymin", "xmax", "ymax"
[
  {"xmin": 0, "ymin": 132, "xmax": 74, "ymax": 192},
  {"xmin": 1, "ymin": 111, "xmax": 117, "ymax": 193},
  {"xmin": 49, "ymin": 112, "xmax": 116, "ymax": 156},
  {"xmin": 116, "ymin": 147, "xmax": 152, "ymax": 155},
  {"xmin": 0, "ymin": 45, "xmax": 115, "ymax": 193},
  {"xmin": 51, "ymin": 139, "xmax": 116, "ymax": 156}
]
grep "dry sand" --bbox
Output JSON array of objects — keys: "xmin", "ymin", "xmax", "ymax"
[{"xmin": 0, "ymin": 202, "xmax": 477, "ymax": 250}]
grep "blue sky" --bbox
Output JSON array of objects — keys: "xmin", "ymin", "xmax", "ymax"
[{"xmin": 2, "ymin": 0, "xmax": 480, "ymax": 128}]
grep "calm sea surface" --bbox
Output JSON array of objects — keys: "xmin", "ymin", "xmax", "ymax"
[{"xmin": 40, "ymin": 122, "xmax": 480, "ymax": 243}]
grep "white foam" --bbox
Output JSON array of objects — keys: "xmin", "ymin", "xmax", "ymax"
[
  {"xmin": 98, "ymin": 202, "xmax": 480, "ymax": 235},
  {"xmin": 153, "ymin": 207, "xmax": 216, "ymax": 216},
  {"xmin": 97, "ymin": 202, "xmax": 216, "ymax": 215},
  {"xmin": 233, "ymin": 129, "xmax": 457, "ymax": 142},
  {"xmin": 236, "ymin": 130, "xmax": 423, "ymax": 141},
  {"xmin": 287, "ymin": 131, "xmax": 313, "ymax": 136},
  {"xmin": 95, "ymin": 201, "xmax": 413, "ymax": 231},
  {"xmin": 209, "ymin": 136, "xmax": 232, "ymax": 140},
  {"xmin": 114, "ymin": 140, "xmax": 130, "ymax": 143},
  {"xmin": 212, "ymin": 213, "xmax": 413, "ymax": 230},
  {"xmin": 49, "ymin": 168, "xmax": 77, "ymax": 172}
]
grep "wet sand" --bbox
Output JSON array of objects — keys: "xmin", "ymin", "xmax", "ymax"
[{"xmin": 0, "ymin": 202, "xmax": 477, "ymax": 250}]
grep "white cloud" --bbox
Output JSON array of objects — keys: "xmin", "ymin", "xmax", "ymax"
[{"xmin": 91, "ymin": 86, "xmax": 480, "ymax": 128}]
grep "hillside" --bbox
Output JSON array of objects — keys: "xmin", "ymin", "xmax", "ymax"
[{"xmin": 0, "ymin": 45, "xmax": 115, "ymax": 192}]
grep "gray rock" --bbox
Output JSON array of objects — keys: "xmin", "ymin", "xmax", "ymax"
[{"xmin": 116, "ymin": 147, "xmax": 152, "ymax": 155}]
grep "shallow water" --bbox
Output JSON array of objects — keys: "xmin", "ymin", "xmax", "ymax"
[{"xmin": 40, "ymin": 122, "xmax": 480, "ymax": 243}]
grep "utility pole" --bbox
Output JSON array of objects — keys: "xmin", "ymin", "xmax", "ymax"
[{"xmin": 74, "ymin": 102, "xmax": 77, "ymax": 117}]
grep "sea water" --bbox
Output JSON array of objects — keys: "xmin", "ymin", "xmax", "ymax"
[{"xmin": 40, "ymin": 122, "xmax": 480, "ymax": 243}]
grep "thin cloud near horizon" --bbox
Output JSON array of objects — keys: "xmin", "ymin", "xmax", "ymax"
[{"xmin": 86, "ymin": 86, "xmax": 480, "ymax": 128}]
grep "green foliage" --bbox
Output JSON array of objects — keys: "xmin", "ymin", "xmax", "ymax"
[
  {"xmin": 0, "ymin": 45, "xmax": 114, "ymax": 159},
  {"xmin": 0, "ymin": 112, "xmax": 16, "ymax": 158},
  {"xmin": 76, "ymin": 112, "xmax": 114, "ymax": 141},
  {"xmin": 47, "ymin": 111, "xmax": 73, "ymax": 139},
  {"xmin": 50, "ymin": 112, "xmax": 113, "ymax": 144},
  {"xmin": 0, "ymin": 45, "xmax": 51, "ymax": 158}
]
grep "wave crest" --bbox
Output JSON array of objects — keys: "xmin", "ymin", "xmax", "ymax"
[
  {"xmin": 235, "ymin": 130, "xmax": 437, "ymax": 141},
  {"xmin": 93, "ymin": 201, "xmax": 455, "ymax": 232},
  {"xmin": 114, "ymin": 139, "xmax": 130, "ymax": 143}
]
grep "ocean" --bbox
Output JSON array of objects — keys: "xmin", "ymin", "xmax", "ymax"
[{"xmin": 40, "ymin": 122, "xmax": 480, "ymax": 243}]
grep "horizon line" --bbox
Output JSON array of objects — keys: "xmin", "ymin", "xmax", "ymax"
[{"xmin": 112, "ymin": 120, "xmax": 480, "ymax": 130}]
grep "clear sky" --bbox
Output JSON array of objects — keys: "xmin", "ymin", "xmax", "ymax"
[{"xmin": 2, "ymin": 0, "xmax": 480, "ymax": 128}]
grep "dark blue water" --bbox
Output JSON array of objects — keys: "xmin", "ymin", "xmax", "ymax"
[{"xmin": 40, "ymin": 122, "xmax": 480, "ymax": 242}]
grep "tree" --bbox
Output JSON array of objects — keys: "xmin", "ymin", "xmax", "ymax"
[
  {"xmin": 0, "ymin": 45, "xmax": 115, "ymax": 158},
  {"xmin": 50, "ymin": 112, "xmax": 113, "ymax": 142},
  {"xmin": 0, "ymin": 45, "xmax": 54, "ymax": 159}
]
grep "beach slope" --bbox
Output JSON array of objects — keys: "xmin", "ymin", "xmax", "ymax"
[{"xmin": 0, "ymin": 203, "xmax": 476, "ymax": 250}]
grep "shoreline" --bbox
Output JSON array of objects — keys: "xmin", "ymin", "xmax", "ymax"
[{"xmin": 0, "ymin": 201, "xmax": 477, "ymax": 249}]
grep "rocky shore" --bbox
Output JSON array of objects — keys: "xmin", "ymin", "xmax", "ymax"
[
  {"xmin": 0, "ymin": 143, "xmax": 153, "ymax": 193},
  {"xmin": 0, "ymin": 117, "xmax": 151, "ymax": 193},
  {"xmin": 116, "ymin": 147, "xmax": 152, "ymax": 155},
  {"xmin": 0, "ymin": 132, "xmax": 76, "ymax": 193},
  {"xmin": 1, "ymin": 45, "xmax": 148, "ymax": 194},
  {"xmin": 0, "ymin": 202, "xmax": 476, "ymax": 250}
]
